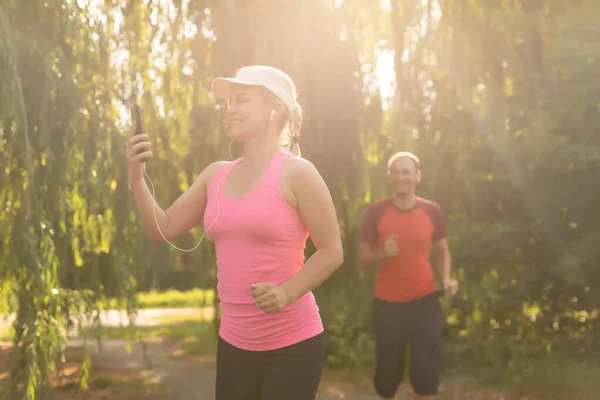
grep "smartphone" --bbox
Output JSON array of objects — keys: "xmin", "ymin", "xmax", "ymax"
[{"xmin": 130, "ymin": 104, "xmax": 147, "ymax": 162}]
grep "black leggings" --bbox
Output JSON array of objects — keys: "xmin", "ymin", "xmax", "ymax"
[{"xmin": 215, "ymin": 332, "xmax": 325, "ymax": 400}]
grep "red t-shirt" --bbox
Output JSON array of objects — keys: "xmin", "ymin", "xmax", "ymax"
[{"xmin": 360, "ymin": 196, "xmax": 447, "ymax": 302}]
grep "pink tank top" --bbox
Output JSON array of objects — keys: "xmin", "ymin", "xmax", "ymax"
[{"xmin": 203, "ymin": 151, "xmax": 324, "ymax": 351}]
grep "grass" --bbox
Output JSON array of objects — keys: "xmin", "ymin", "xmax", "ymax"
[
  {"xmin": 442, "ymin": 357, "xmax": 600, "ymax": 400},
  {"xmin": 0, "ymin": 282, "xmax": 11, "ymax": 315},
  {"xmin": 0, "ymin": 288, "xmax": 217, "ymax": 344},
  {"xmin": 80, "ymin": 312, "xmax": 218, "ymax": 357},
  {"xmin": 509, "ymin": 358, "xmax": 600, "ymax": 399},
  {"xmin": 100, "ymin": 288, "xmax": 216, "ymax": 310},
  {"xmin": 136, "ymin": 288, "xmax": 215, "ymax": 309},
  {"xmin": 0, "ymin": 319, "xmax": 10, "ymax": 341},
  {"xmin": 0, "ymin": 289, "xmax": 216, "ymax": 317}
]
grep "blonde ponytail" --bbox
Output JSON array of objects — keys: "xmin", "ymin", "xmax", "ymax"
[{"xmin": 290, "ymin": 105, "xmax": 303, "ymax": 157}]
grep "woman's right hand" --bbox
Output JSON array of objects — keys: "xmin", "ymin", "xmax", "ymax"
[{"xmin": 126, "ymin": 129, "xmax": 153, "ymax": 185}]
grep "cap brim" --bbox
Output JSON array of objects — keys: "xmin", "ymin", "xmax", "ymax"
[{"xmin": 210, "ymin": 77, "xmax": 261, "ymax": 99}]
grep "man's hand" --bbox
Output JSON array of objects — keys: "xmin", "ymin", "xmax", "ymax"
[
  {"xmin": 251, "ymin": 283, "xmax": 292, "ymax": 313},
  {"xmin": 443, "ymin": 278, "xmax": 459, "ymax": 296},
  {"xmin": 383, "ymin": 234, "xmax": 398, "ymax": 258}
]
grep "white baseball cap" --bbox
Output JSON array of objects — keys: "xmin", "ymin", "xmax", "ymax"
[{"xmin": 211, "ymin": 65, "xmax": 296, "ymax": 115}]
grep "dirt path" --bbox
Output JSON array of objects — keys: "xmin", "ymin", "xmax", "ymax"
[
  {"xmin": 65, "ymin": 338, "xmax": 216, "ymax": 400},
  {"xmin": 0, "ymin": 309, "xmax": 540, "ymax": 399},
  {"xmin": 53, "ymin": 338, "xmax": 528, "ymax": 400}
]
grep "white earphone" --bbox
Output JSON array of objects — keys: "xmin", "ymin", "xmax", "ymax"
[
  {"xmin": 145, "ymin": 162, "xmax": 224, "ymax": 252},
  {"xmin": 145, "ymin": 107, "xmax": 278, "ymax": 252}
]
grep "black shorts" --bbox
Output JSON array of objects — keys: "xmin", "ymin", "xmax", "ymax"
[
  {"xmin": 372, "ymin": 291, "xmax": 444, "ymax": 397},
  {"xmin": 215, "ymin": 332, "xmax": 325, "ymax": 400}
]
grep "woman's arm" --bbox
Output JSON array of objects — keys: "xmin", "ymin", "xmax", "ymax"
[
  {"xmin": 130, "ymin": 161, "xmax": 227, "ymax": 242},
  {"xmin": 251, "ymin": 157, "xmax": 344, "ymax": 312}
]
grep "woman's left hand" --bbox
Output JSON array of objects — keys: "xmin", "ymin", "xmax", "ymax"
[{"xmin": 251, "ymin": 282, "xmax": 292, "ymax": 313}]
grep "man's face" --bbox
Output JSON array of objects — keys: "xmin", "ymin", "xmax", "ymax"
[{"xmin": 388, "ymin": 157, "xmax": 421, "ymax": 195}]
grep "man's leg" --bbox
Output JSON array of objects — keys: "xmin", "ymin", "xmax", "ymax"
[
  {"xmin": 372, "ymin": 298, "xmax": 409, "ymax": 399},
  {"xmin": 374, "ymin": 341, "xmax": 406, "ymax": 400},
  {"xmin": 408, "ymin": 293, "xmax": 444, "ymax": 399},
  {"xmin": 374, "ymin": 345, "xmax": 406, "ymax": 399}
]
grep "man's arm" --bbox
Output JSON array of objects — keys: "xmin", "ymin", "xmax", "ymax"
[
  {"xmin": 358, "ymin": 202, "xmax": 396, "ymax": 269},
  {"xmin": 433, "ymin": 238, "xmax": 458, "ymax": 295},
  {"xmin": 358, "ymin": 234, "xmax": 397, "ymax": 269},
  {"xmin": 433, "ymin": 238, "xmax": 451, "ymax": 282},
  {"xmin": 358, "ymin": 242, "xmax": 386, "ymax": 269}
]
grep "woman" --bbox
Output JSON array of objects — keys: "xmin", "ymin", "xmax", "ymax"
[{"xmin": 126, "ymin": 65, "xmax": 344, "ymax": 400}]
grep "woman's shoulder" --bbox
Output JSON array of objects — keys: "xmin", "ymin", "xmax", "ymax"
[
  {"xmin": 199, "ymin": 160, "xmax": 234, "ymax": 186},
  {"xmin": 282, "ymin": 155, "xmax": 324, "ymax": 186},
  {"xmin": 283, "ymin": 155, "xmax": 317, "ymax": 175},
  {"xmin": 204, "ymin": 160, "xmax": 232, "ymax": 174}
]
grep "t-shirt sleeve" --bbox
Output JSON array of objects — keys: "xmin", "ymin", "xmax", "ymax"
[
  {"xmin": 431, "ymin": 203, "xmax": 448, "ymax": 242},
  {"xmin": 360, "ymin": 204, "xmax": 379, "ymax": 246}
]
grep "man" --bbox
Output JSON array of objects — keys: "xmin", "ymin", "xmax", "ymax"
[{"xmin": 358, "ymin": 151, "xmax": 458, "ymax": 400}]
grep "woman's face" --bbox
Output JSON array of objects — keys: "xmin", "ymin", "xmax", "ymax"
[{"xmin": 227, "ymin": 84, "xmax": 272, "ymax": 140}]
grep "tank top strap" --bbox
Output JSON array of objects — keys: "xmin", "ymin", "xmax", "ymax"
[
  {"xmin": 209, "ymin": 158, "xmax": 242, "ymax": 193},
  {"xmin": 261, "ymin": 151, "xmax": 292, "ymax": 186}
]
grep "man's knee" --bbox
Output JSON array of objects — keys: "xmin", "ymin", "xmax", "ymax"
[
  {"xmin": 373, "ymin": 363, "xmax": 405, "ymax": 398},
  {"xmin": 410, "ymin": 374, "xmax": 439, "ymax": 397},
  {"xmin": 374, "ymin": 376, "xmax": 401, "ymax": 399}
]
